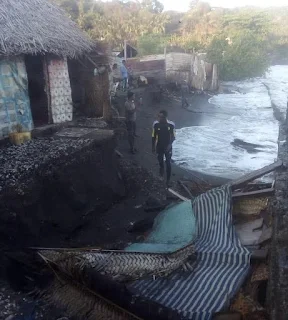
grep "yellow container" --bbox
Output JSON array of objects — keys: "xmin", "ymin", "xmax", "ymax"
[{"xmin": 9, "ymin": 131, "xmax": 31, "ymax": 145}]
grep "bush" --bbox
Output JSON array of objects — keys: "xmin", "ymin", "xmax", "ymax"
[
  {"xmin": 137, "ymin": 34, "xmax": 168, "ymax": 56},
  {"xmin": 207, "ymin": 32, "xmax": 269, "ymax": 81}
]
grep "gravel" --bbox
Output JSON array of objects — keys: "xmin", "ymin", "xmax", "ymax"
[{"xmin": 0, "ymin": 138, "xmax": 92, "ymax": 191}]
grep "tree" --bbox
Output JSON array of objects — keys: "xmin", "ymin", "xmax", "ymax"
[
  {"xmin": 54, "ymin": 0, "xmax": 288, "ymax": 79},
  {"xmin": 141, "ymin": 0, "xmax": 164, "ymax": 14},
  {"xmin": 137, "ymin": 34, "xmax": 169, "ymax": 55},
  {"xmin": 207, "ymin": 31, "xmax": 269, "ymax": 80},
  {"xmin": 189, "ymin": 0, "xmax": 200, "ymax": 9},
  {"xmin": 222, "ymin": 9, "xmax": 271, "ymax": 38},
  {"xmin": 54, "ymin": 0, "xmax": 168, "ymax": 47}
]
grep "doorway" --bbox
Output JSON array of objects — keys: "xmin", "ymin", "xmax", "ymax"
[{"xmin": 25, "ymin": 55, "xmax": 49, "ymax": 126}]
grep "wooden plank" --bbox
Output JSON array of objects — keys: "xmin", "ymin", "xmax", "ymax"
[
  {"xmin": 251, "ymin": 248, "xmax": 269, "ymax": 260},
  {"xmin": 178, "ymin": 180, "xmax": 194, "ymax": 199},
  {"xmin": 115, "ymin": 149, "xmax": 124, "ymax": 158},
  {"xmin": 232, "ymin": 188, "xmax": 274, "ymax": 198},
  {"xmin": 167, "ymin": 188, "xmax": 189, "ymax": 202},
  {"xmin": 258, "ymin": 227, "xmax": 272, "ymax": 244},
  {"xmin": 231, "ymin": 160, "xmax": 283, "ymax": 188}
]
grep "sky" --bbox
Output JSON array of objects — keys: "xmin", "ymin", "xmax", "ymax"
[{"xmin": 163, "ymin": 0, "xmax": 288, "ymax": 12}]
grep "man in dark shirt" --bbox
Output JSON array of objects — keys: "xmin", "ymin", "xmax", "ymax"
[
  {"xmin": 181, "ymin": 81, "xmax": 189, "ymax": 109},
  {"xmin": 152, "ymin": 110, "xmax": 176, "ymax": 186}
]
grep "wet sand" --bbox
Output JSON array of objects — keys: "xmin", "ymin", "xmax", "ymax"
[{"xmin": 117, "ymin": 89, "xmax": 230, "ymax": 187}]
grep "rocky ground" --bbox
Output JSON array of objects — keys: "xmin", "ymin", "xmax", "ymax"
[{"xmin": 0, "ymin": 138, "xmax": 91, "ymax": 192}]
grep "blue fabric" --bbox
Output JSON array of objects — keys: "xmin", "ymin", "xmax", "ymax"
[
  {"xmin": 120, "ymin": 64, "xmax": 128, "ymax": 78},
  {"xmin": 126, "ymin": 201, "xmax": 196, "ymax": 253},
  {"xmin": 0, "ymin": 58, "xmax": 33, "ymax": 135},
  {"xmin": 128, "ymin": 185, "xmax": 250, "ymax": 319}
]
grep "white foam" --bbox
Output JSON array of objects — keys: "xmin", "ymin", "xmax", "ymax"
[
  {"xmin": 263, "ymin": 65, "xmax": 288, "ymax": 117},
  {"xmin": 173, "ymin": 66, "xmax": 286, "ymax": 179}
]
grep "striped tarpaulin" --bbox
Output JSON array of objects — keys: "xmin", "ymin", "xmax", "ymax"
[{"xmin": 128, "ymin": 185, "xmax": 250, "ymax": 319}]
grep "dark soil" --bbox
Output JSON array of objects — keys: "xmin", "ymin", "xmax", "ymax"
[
  {"xmin": 0, "ymin": 135, "xmax": 168, "ymax": 320},
  {"xmin": 0, "ymin": 88, "xmax": 230, "ymax": 320}
]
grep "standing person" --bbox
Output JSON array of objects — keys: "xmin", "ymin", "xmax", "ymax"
[
  {"xmin": 181, "ymin": 80, "xmax": 189, "ymax": 109},
  {"xmin": 121, "ymin": 60, "xmax": 128, "ymax": 91},
  {"xmin": 152, "ymin": 110, "xmax": 176, "ymax": 186},
  {"xmin": 125, "ymin": 91, "xmax": 137, "ymax": 154}
]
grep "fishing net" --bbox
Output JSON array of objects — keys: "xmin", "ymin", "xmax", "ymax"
[
  {"xmin": 233, "ymin": 197, "xmax": 269, "ymax": 216},
  {"xmin": 126, "ymin": 201, "xmax": 196, "ymax": 253}
]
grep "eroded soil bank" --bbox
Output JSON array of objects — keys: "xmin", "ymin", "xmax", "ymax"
[
  {"xmin": 0, "ymin": 127, "xmax": 168, "ymax": 319},
  {"xmin": 0, "ymin": 89, "xmax": 230, "ymax": 319}
]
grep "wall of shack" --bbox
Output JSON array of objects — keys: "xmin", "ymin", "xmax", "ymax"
[
  {"xmin": 126, "ymin": 52, "xmax": 219, "ymax": 91},
  {"xmin": 0, "ymin": 56, "xmax": 33, "ymax": 138},
  {"xmin": 47, "ymin": 57, "xmax": 73, "ymax": 123},
  {"xmin": 0, "ymin": 55, "xmax": 74, "ymax": 140}
]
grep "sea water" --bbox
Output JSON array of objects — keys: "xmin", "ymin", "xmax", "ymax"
[{"xmin": 173, "ymin": 65, "xmax": 288, "ymax": 179}]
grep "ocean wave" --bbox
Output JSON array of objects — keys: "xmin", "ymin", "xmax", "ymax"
[{"xmin": 173, "ymin": 65, "xmax": 285, "ymax": 179}]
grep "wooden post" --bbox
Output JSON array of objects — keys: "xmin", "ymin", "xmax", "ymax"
[
  {"xmin": 42, "ymin": 56, "xmax": 52, "ymax": 124},
  {"xmin": 231, "ymin": 160, "xmax": 283, "ymax": 189},
  {"xmin": 124, "ymin": 40, "xmax": 127, "ymax": 60},
  {"xmin": 102, "ymin": 70, "xmax": 111, "ymax": 121},
  {"xmin": 164, "ymin": 46, "xmax": 167, "ymax": 82}
]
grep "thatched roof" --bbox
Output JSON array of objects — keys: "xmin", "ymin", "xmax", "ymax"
[{"xmin": 0, "ymin": 0, "xmax": 93, "ymax": 58}]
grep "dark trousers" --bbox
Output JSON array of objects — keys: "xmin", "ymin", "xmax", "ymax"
[
  {"xmin": 182, "ymin": 95, "xmax": 189, "ymax": 108},
  {"xmin": 122, "ymin": 77, "xmax": 128, "ymax": 91},
  {"xmin": 126, "ymin": 120, "xmax": 136, "ymax": 150},
  {"xmin": 157, "ymin": 147, "xmax": 172, "ymax": 181}
]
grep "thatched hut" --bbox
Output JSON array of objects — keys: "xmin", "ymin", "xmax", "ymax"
[{"xmin": 0, "ymin": 0, "xmax": 93, "ymax": 138}]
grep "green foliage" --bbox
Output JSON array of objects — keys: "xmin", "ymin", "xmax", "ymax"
[
  {"xmin": 207, "ymin": 32, "xmax": 269, "ymax": 81},
  {"xmin": 222, "ymin": 9, "xmax": 271, "ymax": 37},
  {"xmin": 54, "ymin": 0, "xmax": 288, "ymax": 80},
  {"xmin": 141, "ymin": 0, "xmax": 164, "ymax": 14},
  {"xmin": 137, "ymin": 34, "xmax": 168, "ymax": 56},
  {"xmin": 54, "ymin": 0, "xmax": 169, "ymax": 46}
]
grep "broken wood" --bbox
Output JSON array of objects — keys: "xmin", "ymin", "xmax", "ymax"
[
  {"xmin": 258, "ymin": 227, "xmax": 272, "ymax": 245},
  {"xmin": 167, "ymin": 188, "xmax": 189, "ymax": 202},
  {"xmin": 232, "ymin": 188, "xmax": 274, "ymax": 198},
  {"xmin": 231, "ymin": 160, "xmax": 283, "ymax": 188},
  {"xmin": 115, "ymin": 149, "xmax": 124, "ymax": 158},
  {"xmin": 178, "ymin": 180, "xmax": 194, "ymax": 199},
  {"xmin": 251, "ymin": 248, "xmax": 269, "ymax": 261}
]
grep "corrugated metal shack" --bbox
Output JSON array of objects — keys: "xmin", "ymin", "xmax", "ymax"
[{"xmin": 126, "ymin": 52, "xmax": 219, "ymax": 91}]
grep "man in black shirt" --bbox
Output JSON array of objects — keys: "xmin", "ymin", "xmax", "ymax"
[{"xmin": 152, "ymin": 110, "xmax": 176, "ymax": 186}]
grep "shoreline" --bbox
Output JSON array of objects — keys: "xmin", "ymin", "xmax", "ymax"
[{"xmin": 116, "ymin": 89, "xmax": 230, "ymax": 187}]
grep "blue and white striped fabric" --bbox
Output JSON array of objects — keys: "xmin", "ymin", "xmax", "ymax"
[{"xmin": 128, "ymin": 185, "xmax": 250, "ymax": 319}]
